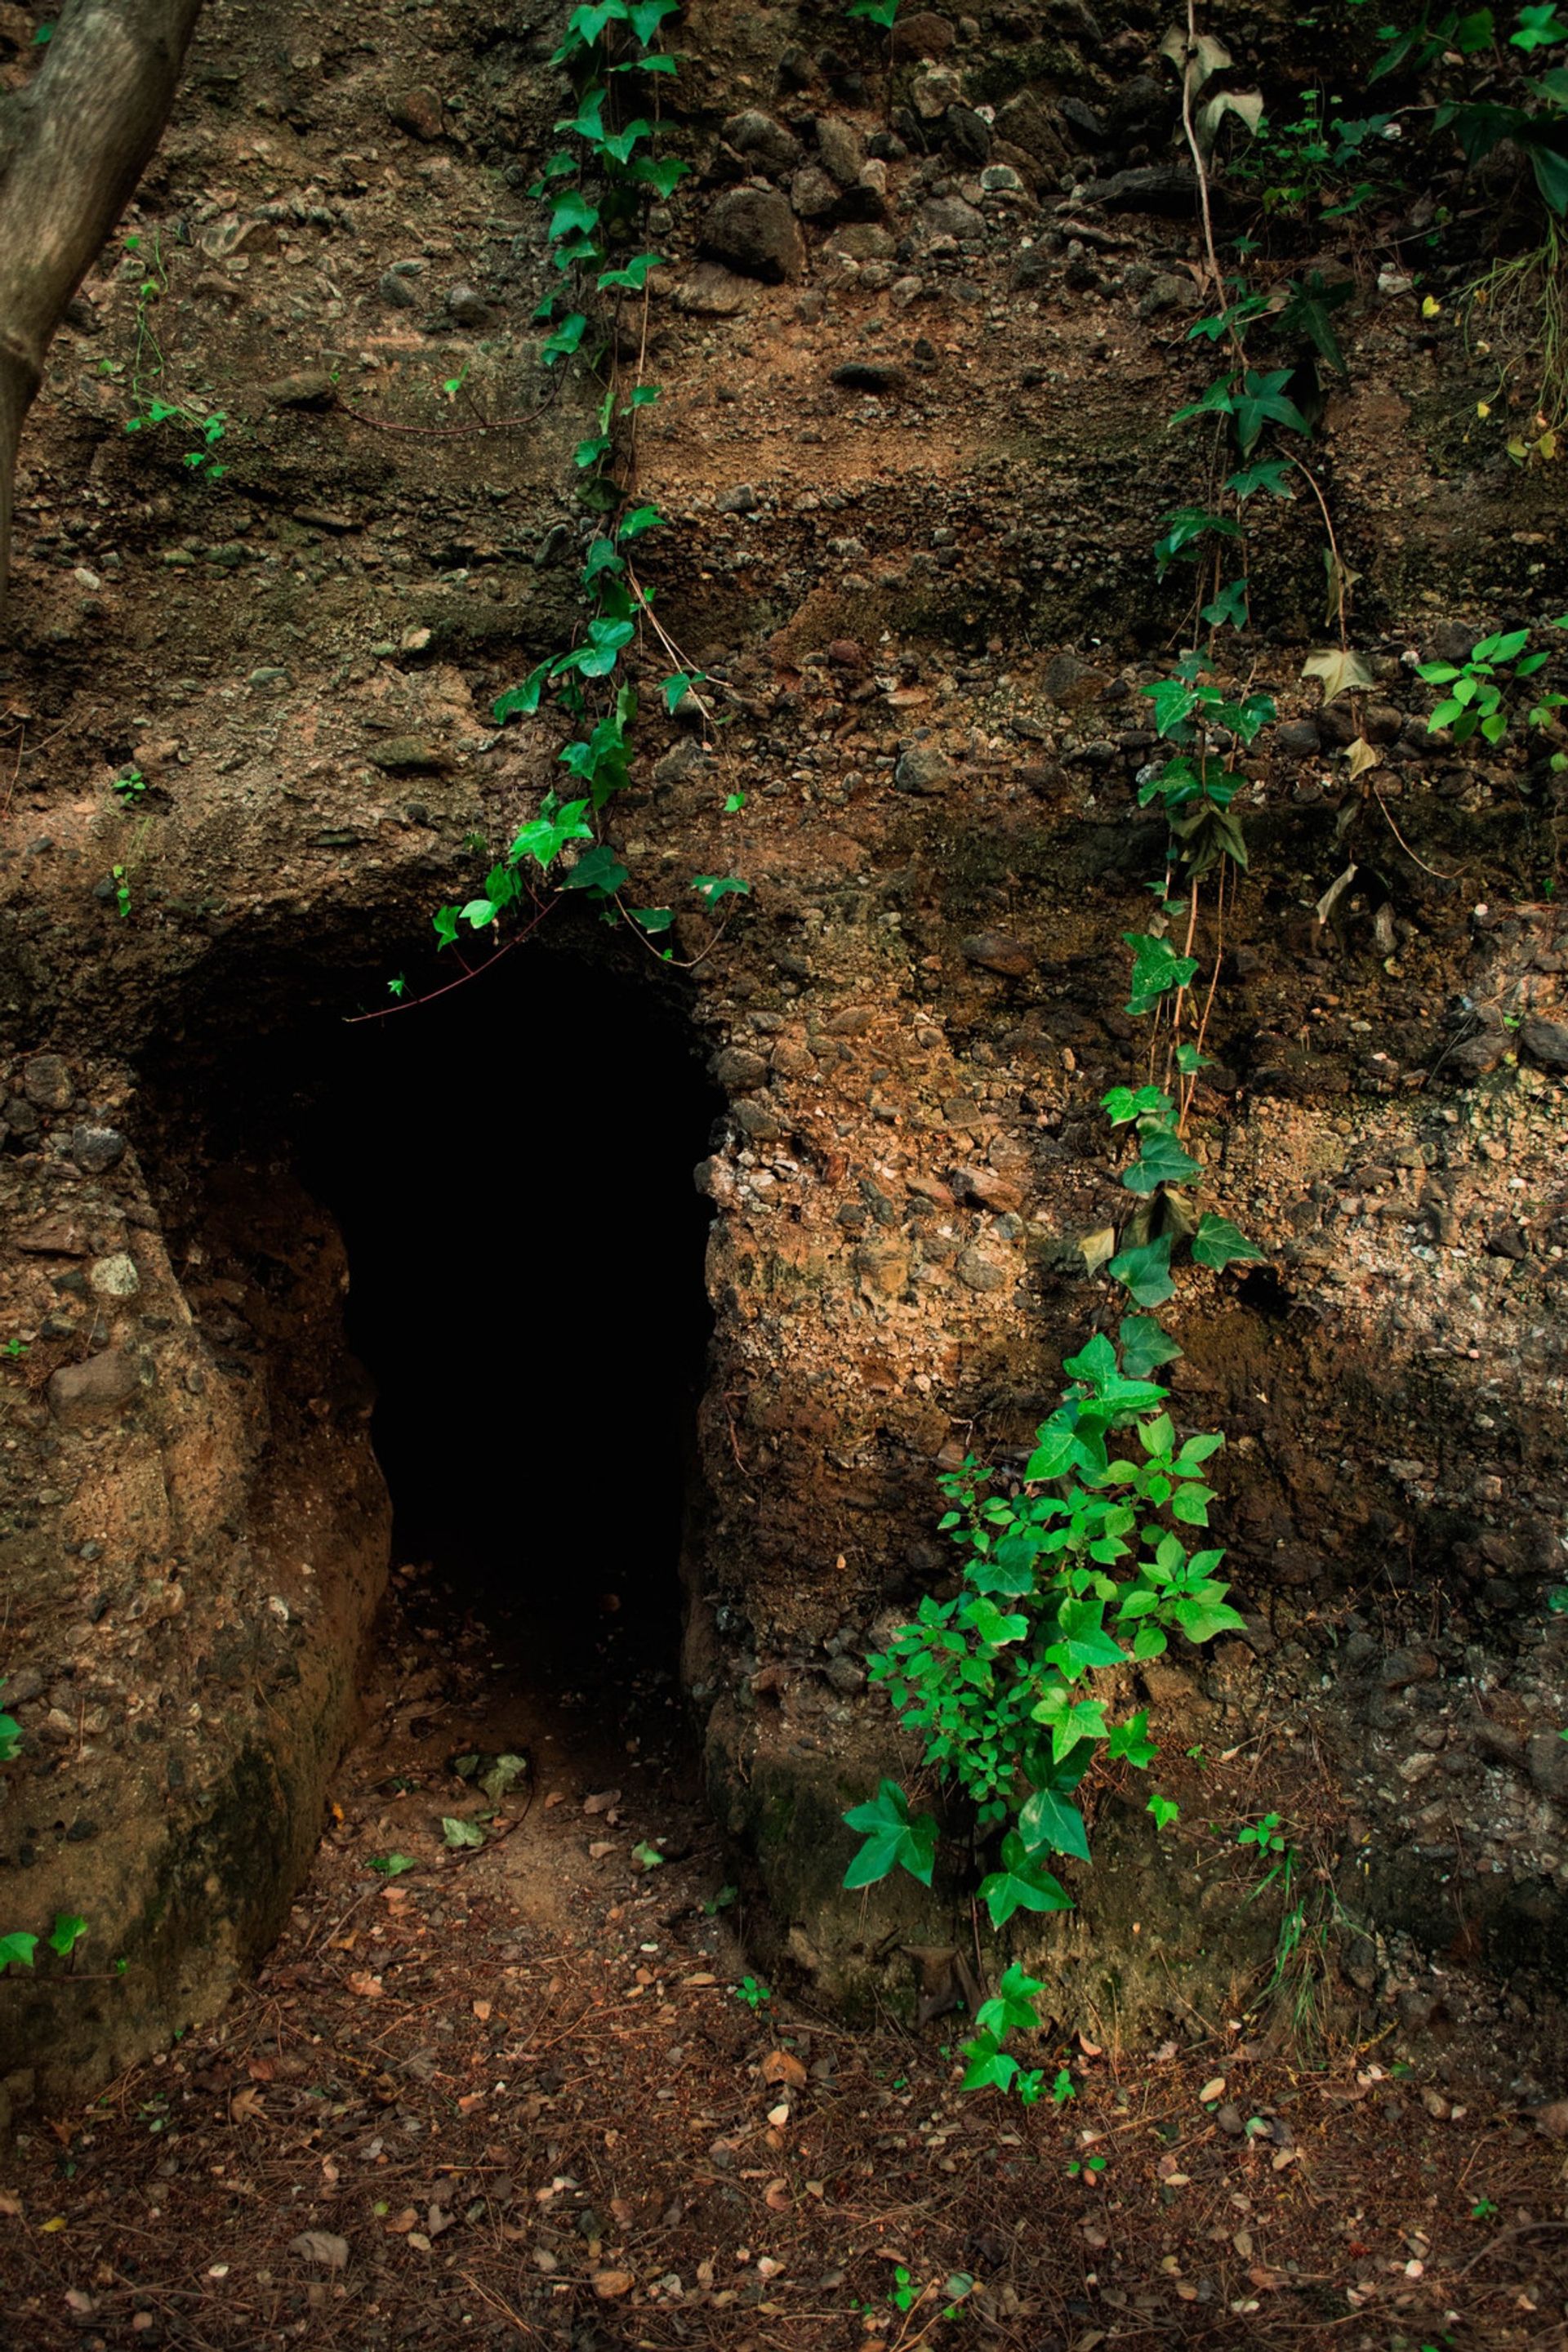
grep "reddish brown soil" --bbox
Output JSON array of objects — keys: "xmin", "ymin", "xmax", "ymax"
[{"xmin": 4, "ymin": 1569, "xmax": 1566, "ymax": 2352}]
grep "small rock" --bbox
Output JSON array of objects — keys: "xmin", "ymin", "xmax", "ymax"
[
  {"xmin": 368, "ymin": 737, "xmax": 446, "ymax": 773},
  {"xmin": 261, "ymin": 371, "xmax": 336, "ymax": 410},
  {"xmin": 791, "ymin": 163, "xmax": 842, "ymax": 220},
  {"xmin": 714, "ymin": 1048, "xmax": 769, "ymax": 1091},
  {"xmin": 1533, "ymin": 2098, "xmax": 1568, "ymax": 2140},
  {"xmin": 1275, "ymin": 719, "xmax": 1321, "ymax": 757},
  {"xmin": 961, "ymin": 930, "xmax": 1032, "ymax": 978},
  {"xmin": 920, "ymin": 195, "xmax": 986, "ymax": 238},
  {"xmin": 911, "ymin": 63, "xmax": 963, "ymax": 118},
  {"xmin": 1521, "ymin": 1018, "xmax": 1568, "ymax": 1072},
  {"xmin": 821, "ymin": 224, "xmax": 893, "ymax": 266},
  {"xmin": 894, "ymin": 744, "xmax": 952, "ymax": 795},
  {"xmin": 23, "ymin": 1054, "xmax": 73, "ymax": 1110},
  {"xmin": 945, "ymin": 105, "xmax": 991, "ymax": 164},
  {"xmin": 952, "ymin": 1165, "xmax": 1024, "ymax": 1214},
  {"xmin": 674, "ymin": 262, "xmax": 757, "ymax": 317},
  {"xmin": 1080, "ymin": 165, "xmax": 1198, "ymax": 215},
  {"xmin": 715, "ymin": 483, "xmax": 760, "ymax": 515},
  {"xmin": 893, "ymin": 9, "xmax": 957, "ymax": 57},
  {"xmin": 701, "ymin": 188, "xmax": 806, "ymax": 283},
  {"xmin": 956, "ymin": 1247, "xmax": 1009, "ymax": 1292},
  {"xmin": 445, "ymin": 282, "xmax": 488, "ymax": 328},
  {"xmin": 390, "ymin": 85, "xmax": 444, "ymax": 141},
  {"xmin": 1423, "ymin": 621, "xmax": 1475, "ymax": 666},
  {"xmin": 815, "ymin": 114, "xmax": 865, "ymax": 186},
  {"xmin": 1137, "ymin": 271, "xmax": 1189, "ymax": 318},
  {"xmin": 832, "ymin": 360, "xmax": 904, "ymax": 394},
  {"xmin": 721, "ymin": 109, "xmax": 801, "ymax": 175},
  {"xmin": 1059, "ymin": 95, "xmax": 1107, "ymax": 143},
  {"xmin": 90, "ymin": 1254, "xmax": 140, "ymax": 1300},
  {"xmin": 48, "ymin": 1349, "xmax": 140, "ymax": 1427},
  {"xmin": 378, "ymin": 270, "xmax": 421, "ymax": 310}
]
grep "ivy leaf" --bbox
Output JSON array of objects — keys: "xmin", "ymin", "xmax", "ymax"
[
  {"xmin": 1230, "ymin": 368, "xmax": 1309, "ymax": 456},
  {"xmin": 979, "ymin": 1834, "xmax": 1074, "ymax": 1927},
  {"xmin": 1172, "ymin": 1595, "xmax": 1248, "ymax": 1642},
  {"xmin": 1121, "ymin": 1125, "xmax": 1204, "ymax": 1195},
  {"xmin": 597, "ymin": 249, "xmax": 663, "ymax": 291},
  {"xmin": 627, "ymin": 0, "xmax": 679, "ymax": 36},
  {"xmin": 841, "ymin": 1780, "xmax": 938, "ymax": 1888},
  {"xmin": 47, "ymin": 1913, "xmax": 87, "ymax": 1958},
  {"xmin": 548, "ymin": 188, "xmax": 602, "ymax": 243},
  {"xmin": 0, "ymin": 1932, "xmax": 37, "ymax": 1972},
  {"xmin": 369, "ymin": 1853, "xmax": 418, "ymax": 1877},
  {"xmin": 1170, "ymin": 375, "xmax": 1236, "ymax": 428},
  {"xmin": 562, "ymin": 844, "xmax": 629, "ymax": 896},
  {"xmin": 1276, "ymin": 270, "xmax": 1352, "ymax": 379},
  {"xmin": 968, "ymin": 1533, "xmax": 1039, "ymax": 1597},
  {"xmin": 511, "ymin": 796, "xmax": 594, "ymax": 868},
  {"xmin": 662, "ymin": 669, "xmax": 706, "ymax": 712},
  {"xmin": 630, "ymin": 905, "xmax": 674, "ymax": 933},
  {"xmin": 1042, "ymin": 1597, "xmax": 1127, "ymax": 1680},
  {"xmin": 541, "ymin": 312, "xmax": 589, "ymax": 366},
  {"xmin": 432, "ymin": 906, "xmax": 460, "ymax": 948},
  {"xmin": 1123, "ymin": 932, "xmax": 1199, "ymax": 1014},
  {"xmin": 1191, "ymin": 1213, "xmax": 1267, "ymax": 1271},
  {"xmin": 442, "ymin": 1817, "xmax": 486, "ymax": 1849},
  {"xmin": 1200, "ymin": 577, "xmax": 1250, "ymax": 630},
  {"xmin": 494, "ymin": 661, "xmax": 555, "ymax": 722},
  {"xmin": 960, "ymin": 2029, "xmax": 1021, "ymax": 2093},
  {"xmin": 581, "ymin": 538, "xmax": 624, "ymax": 584},
  {"xmin": 574, "ymin": 616, "xmax": 636, "ymax": 676},
  {"xmin": 1017, "ymin": 1785, "xmax": 1092, "ymax": 1863},
  {"xmin": 1108, "ymin": 1708, "xmax": 1158, "ymax": 1769},
  {"xmin": 1225, "ymin": 457, "xmax": 1294, "ymax": 499},
  {"xmin": 691, "ymin": 874, "xmax": 751, "ymax": 905},
  {"xmin": 1108, "ymin": 1233, "xmax": 1175, "ymax": 1307},
  {"xmin": 1147, "ymin": 1793, "xmax": 1181, "ymax": 1832},
  {"xmin": 1301, "ymin": 647, "xmax": 1374, "ymax": 702},
  {"xmin": 1062, "ymin": 1330, "xmax": 1118, "ymax": 1382},
  {"xmin": 618, "ymin": 504, "xmax": 665, "ymax": 541},
  {"xmin": 1118, "ymin": 1315, "xmax": 1182, "ymax": 1379},
  {"xmin": 630, "ymin": 152, "xmax": 691, "ymax": 197},
  {"xmin": 975, "ymin": 1961, "xmax": 1046, "ymax": 2039}
]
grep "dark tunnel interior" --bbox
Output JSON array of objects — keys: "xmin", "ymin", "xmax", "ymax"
[
  {"xmin": 297, "ymin": 943, "xmax": 722, "ymax": 1673},
  {"xmin": 142, "ymin": 928, "xmax": 723, "ymax": 1686}
]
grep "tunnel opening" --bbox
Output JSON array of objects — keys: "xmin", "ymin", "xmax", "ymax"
[{"xmin": 139, "ymin": 921, "xmax": 723, "ymax": 1747}]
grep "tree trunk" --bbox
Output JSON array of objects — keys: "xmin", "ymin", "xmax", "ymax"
[{"xmin": 0, "ymin": 0, "xmax": 207, "ymax": 612}]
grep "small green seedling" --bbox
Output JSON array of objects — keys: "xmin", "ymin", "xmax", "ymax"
[
  {"xmin": 111, "ymin": 767, "xmax": 146, "ymax": 804},
  {"xmin": 1, "ymin": 1339, "xmax": 24, "ymax": 1361},
  {"xmin": 1067, "ymin": 2151, "xmax": 1108, "ymax": 2178},
  {"xmin": 1420, "ymin": 627, "xmax": 1553, "ymax": 746},
  {"xmin": 49, "ymin": 1913, "xmax": 87, "ymax": 1960},
  {"xmin": 1237, "ymin": 1812, "xmax": 1286, "ymax": 1855},
  {"xmin": 368, "ymin": 1853, "xmax": 416, "ymax": 1877},
  {"xmin": 733, "ymin": 1975, "xmax": 771, "ymax": 2010},
  {"xmin": 111, "ymin": 864, "xmax": 131, "ymax": 919},
  {"xmin": 1472, "ymin": 2197, "xmax": 1500, "ymax": 2220}
]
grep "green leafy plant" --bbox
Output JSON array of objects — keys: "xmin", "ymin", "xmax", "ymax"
[
  {"xmin": 732, "ymin": 1974, "xmax": 771, "ymax": 2009},
  {"xmin": 1419, "ymin": 618, "xmax": 1567, "ymax": 743},
  {"xmin": 110, "ymin": 766, "xmax": 146, "ymax": 804},
  {"xmin": 421, "ymin": 0, "xmax": 747, "ymax": 974},
  {"xmin": 368, "ymin": 1853, "xmax": 417, "ymax": 1877},
  {"xmin": 0, "ymin": 1931, "xmax": 38, "ymax": 1973}
]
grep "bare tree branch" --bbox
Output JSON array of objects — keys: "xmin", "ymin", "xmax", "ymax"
[{"xmin": 0, "ymin": 0, "xmax": 207, "ymax": 613}]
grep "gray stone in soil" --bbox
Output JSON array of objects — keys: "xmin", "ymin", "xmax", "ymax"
[
  {"xmin": 944, "ymin": 106, "xmax": 991, "ymax": 164},
  {"xmin": 961, "ymin": 930, "xmax": 1033, "ymax": 978},
  {"xmin": 378, "ymin": 270, "xmax": 421, "ymax": 309},
  {"xmin": 713, "ymin": 1047, "xmax": 770, "ymax": 1091},
  {"xmin": 826, "ymin": 221, "xmax": 895, "ymax": 261},
  {"xmin": 814, "ymin": 116, "xmax": 864, "ymax": 187},
  {"xmin": 48, "ymin": 1348, "xmax": 140, "ymax": 1427},
  {"xmin": 894, "ymin": 744, "xmax": 952, "ymax": 794},
  {"xmin": 1521, "ymin": 1018, "xmax": 1568, "ymax": 1071},
  {"xmin": 445, "ymin": 282, "xmax": 488, "ymax": 327},
  {"xmin": 790, "ymin": 164, "xmax": 841, "ymax": 221},
  {"xmin": 1276, "ymin": 719, "xmax": 1321, "ymax": 757},
  {"xmin": 920, "ymin": 196, "xmax": 985, "ymax": 239},
  {"xmin": 721, "ymin": 110, "xmax": 802, "ymax": 176},
  {"xmin": 69, "ymin": 1124, "xmax": 126, "ymax": 1174},
  {"xmin": 675, "ymin": 263, "xmax": 757, "ymax": 317},
  {"xmin": 23, "ymin": 1054, "xmax": 73, "ymax": 1110},
  {"xmin": 701, "ymin": 188, "xmax": 807, "ymax": 283},
  {"xmin": 832, "ymin": 361, "xmax": 904, "ymax": 394},
  {"xmin": 715, "ymin": 483, "xmax": 760, "ymax": 514}
]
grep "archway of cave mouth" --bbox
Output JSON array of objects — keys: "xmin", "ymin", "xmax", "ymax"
[{"xmin": 144, "ymin": 926, "xmax": 724, "ymax": 1727}]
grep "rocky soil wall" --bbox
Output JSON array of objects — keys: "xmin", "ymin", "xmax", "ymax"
[{"xmin": 2, "ymin": 0, "xmax": 1567, "ymax": 2122}]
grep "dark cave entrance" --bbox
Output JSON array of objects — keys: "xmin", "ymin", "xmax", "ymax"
[
  {"xmin": 144, "ymin": 925, "xmax": 722, "ymax": 1708},
  {"xmin": 299, "ymin": 942, "xmax": 722, "ymax": 1686}
]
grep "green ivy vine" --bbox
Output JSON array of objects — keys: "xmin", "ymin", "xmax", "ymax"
[{"xmin": 425, "ymin": 0, "xmax": 750, "ymax": 983}]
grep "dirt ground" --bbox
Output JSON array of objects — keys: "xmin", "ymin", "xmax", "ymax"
[{"xmin": 3, "ymin": 1563, "xmax": 1566, "ymax": 2352}]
